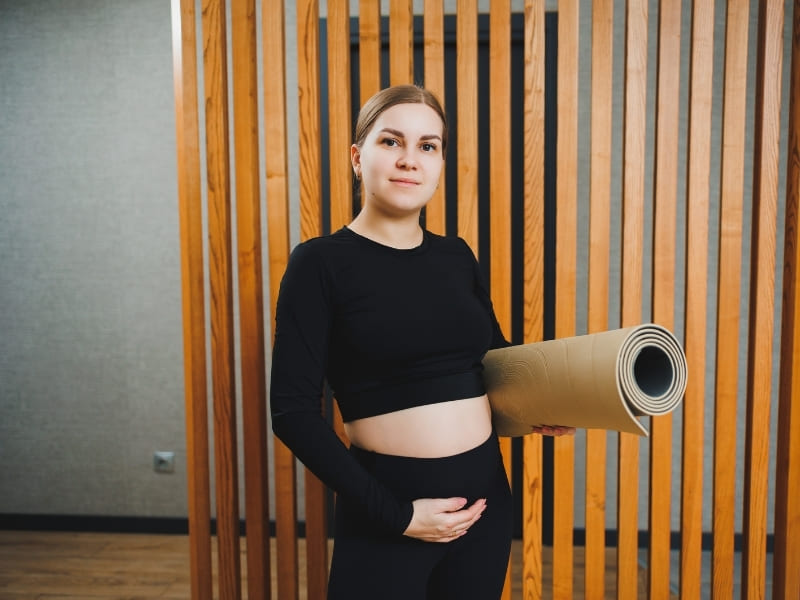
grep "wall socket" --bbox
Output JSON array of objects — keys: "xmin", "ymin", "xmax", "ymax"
[{"xmin": 153, "ymin": 451, "xmax": 175, "ymax": 473}]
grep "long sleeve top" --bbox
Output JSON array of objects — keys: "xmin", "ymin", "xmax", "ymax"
[{"xmin": 269, "ymin": 226, "xmax": 509, "ymax": 534}]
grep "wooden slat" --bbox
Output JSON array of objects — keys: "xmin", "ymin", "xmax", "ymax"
[
  {"xmin": 774, "ymin": 5, "xmax": 800, "ymax": 597},
  {"xmin": 679, "ymin": 1, "xmax": 715, "ymax": 598},
  {"xmin": 648, "ymin": 1, "xmax": 681, "ymax": 597},
  {"xmin": 553, "ymin": 1, "xmax": 578, "ymax": 598},
  {"xmin": 327, "ymin": 0, "xmax": 353, "ymax": 237},
  {"xmin": 296, "ymin": 1, "xmax": 327, "ymax": 597},
  {"xmin": 488, "ymin": 4, "xmax": 513, "ymax": 599},
  {"xmin": 263, "ymin": 0, "xmax": 298, "ymax": 597},
  {"xmin": 359, "ymin": 0, "xmax": 382, "ymax": 105},
  {"xmin": 327, "ymin": 0, "xmax": 352, "ymax": 446},
  {"xmin": 585, "ymin": 0, "xmax": 613, "ymax": 597},
  {"xmin": 231, "ymin": 0, "xmax": 270, "ymax": 597},
  {"xmin": 389, "ymin": 0, "xmax": 413, "ymax": 85},
  {"xmin": 618, "ymin": 0, "xmax": 648, "ymax": 596},
  {"xmin": 522, "ymin": 1, "xmax": 545, "ymax": 598},
  {"xmin": 201, "ymin": 0, "xmax": 242, "ymax": 597},
  {"xmin": 456, "ymin": 0, "xmax": 478, "ymax": 251},
  {"xmin": 423, "ymin": 0, "xmax": 446, "ymax": 235},
  {"xmin": 742, "ymin": 2, "xmax": 784, "ymax": 597},
  {"xmin": 170, "ymin": 1, "xmax": 213, "ymax": 597},
  {"xmin": 712, "ymin": 1, "xmax": 749, "ymax": 596}
]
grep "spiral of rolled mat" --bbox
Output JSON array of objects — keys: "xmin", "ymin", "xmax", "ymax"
[{"xmin": 482, "ymin": 324, "xmax": 688, "ymax": 437}]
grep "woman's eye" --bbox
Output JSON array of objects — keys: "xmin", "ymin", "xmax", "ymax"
[
  {"xmin": 382, "ymin": 138, "xmax": 399, "ymax": 147},
  {"xmin": 421, "ymin": 143, "xmax": 437, "ymax": 152}
]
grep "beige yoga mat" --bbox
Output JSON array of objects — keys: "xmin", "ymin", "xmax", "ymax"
[{"xmin": 483, "ymin": 324, "xmax": 687, "ymax": 437}]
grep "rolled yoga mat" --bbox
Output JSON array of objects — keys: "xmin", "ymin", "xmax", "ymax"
[{"xmin": 482, "ymin": 324, "xmax": 687, "ymax": 437}]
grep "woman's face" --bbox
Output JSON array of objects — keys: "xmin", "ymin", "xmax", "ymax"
[{"xmin": 351, "ymin": 102, "xmax": 444, "ymax": 218}]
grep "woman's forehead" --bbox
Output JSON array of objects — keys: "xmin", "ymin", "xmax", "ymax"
[{"xmin": 370, "ymin": 103, "xmax": 444, "ymax": 138}]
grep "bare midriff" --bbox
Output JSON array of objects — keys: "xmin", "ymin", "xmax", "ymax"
[{"xmin": 343, "ymin": 395, "xmax": 493, "ymax": 458}]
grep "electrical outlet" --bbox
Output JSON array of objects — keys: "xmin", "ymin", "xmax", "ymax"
[{"xmin": 153, "ymin": 451, "xmax": 175, "ymax": 473}]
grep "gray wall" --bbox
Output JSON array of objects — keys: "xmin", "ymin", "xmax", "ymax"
[{"xmin": 0, "ymin": 0, "xmax": 185, "ymax": 517}]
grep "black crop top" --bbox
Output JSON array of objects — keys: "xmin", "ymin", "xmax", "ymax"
[{"xmin": 269, "ymin": 227, "xmax": 509, "ymax": 534}]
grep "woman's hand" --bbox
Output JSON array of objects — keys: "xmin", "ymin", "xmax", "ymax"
[
  {"xmin": 403, "ymin": 497, "xmax": 487, "ymax": 543},
  {"xmin": 532, "ymin": 425, "xmax": 576, "ymax": 436}
]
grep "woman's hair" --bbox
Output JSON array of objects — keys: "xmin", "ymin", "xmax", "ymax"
[{"xmin": 353, "ymin": 85, "xmax": 448, "ymax": 157}]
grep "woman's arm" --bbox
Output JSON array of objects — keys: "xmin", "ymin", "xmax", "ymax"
[{"xmin": 270, "ymin": 242, "xmax": 413, "ymax": 534}]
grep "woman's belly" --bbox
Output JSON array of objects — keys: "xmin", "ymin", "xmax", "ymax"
[{"xmin": 343, "ymin": 394, "xmax": 493, "ymax": 458}]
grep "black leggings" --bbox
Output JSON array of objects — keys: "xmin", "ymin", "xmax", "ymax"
[{"xmin": 327, "ymin": 432, "xmax": 512, "ymax": 600}]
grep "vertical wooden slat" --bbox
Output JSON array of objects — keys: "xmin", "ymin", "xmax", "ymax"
[
  {"xmin": 263, "ymin": 0, "xmax": 298, "ymax": 597},
  {"xmin": 423, "ymin": 0, "xmax": 446, "ymax": 235},
  {"xmin": 553, "ymin": 1, "xmax": 578, "ymax": 599},
  {"xmin": 231, "ymin": 0, "xmax": 269, "ymax": 597},
  {"xmin": 648, "ymin": 1, "xmax": 681, "ymax": 597},
  {"xmin": 585, "ymin": 0, "xmax": 613, "ymax": 597},
  {"xmin": 296, "ymin": 0, "xmax": 327, "ymax": 597},
  {"xmin": 328, "ymin": 0, "xmax": 353, "ymax": 236},
  {"xmin": 489, "ymin": 3, "xmax": 513, "ymax": 598},
  {"xmin": 680, "ymin": 1, "xmax": 715, "ymax": 598},
  {"xmin": 327, "ymin": 0, "xmax": 353, "ymax": 444},
  {"xmin": 742, "ymin": 2, "xmax": 784, "ymax": 597},
  {"xmin": 522, "ymin": 1, "xmax": 545, "ymax": 598},
  {"xmin": 359, "ymin": 0, "xmax": 382, "ymax": 105},
  {"xmin": 456, "ymin": 0, "xmax": 478, "ymax": 251},
  {"xmin": 389, "ymin": 0, "xmax": 413, "ymax": 85},
  {"xmin": 618, "ymin": 0, "xmax": 648, "ymax": 597},
  {"xmin": 774, "ymin": 5, "xmax": 800, "ymax": 597},
  {"xmin": 712, "ymin": 1, "xmax": 749, "ymax": 596},
  {"xmin": 171, "ymin": 1, "xmax": 213, "ymax": 597},
  {"xmin": 201, "ymin": 0, "xmax": 241, "ymax": 597}
]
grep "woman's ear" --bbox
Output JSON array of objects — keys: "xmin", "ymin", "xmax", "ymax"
[{"xmin": 351, "ymin": 144, "xmax": 361, "ymax": 179}]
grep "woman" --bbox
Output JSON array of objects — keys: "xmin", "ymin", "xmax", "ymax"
[{"xmin": 270, "ymin": 84, "xmax": 572, "ymax": 599}]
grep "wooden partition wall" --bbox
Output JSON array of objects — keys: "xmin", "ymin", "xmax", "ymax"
[{"xmin": 171, "ymin": 0, "xmax": 799, "ymax": 598}]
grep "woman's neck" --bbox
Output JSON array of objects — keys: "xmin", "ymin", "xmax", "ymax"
[{"xmin": 348, "ymin": 210, "xmax": 423, "ymax": 249}]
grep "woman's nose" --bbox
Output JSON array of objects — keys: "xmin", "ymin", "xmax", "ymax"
[
  {"xmin": 397, "ymin": 152, "xmax": 417, "ymax": 169},
  {"xmin": 397, "ymin": 150, "xmax": 418, "ymax": 169}
]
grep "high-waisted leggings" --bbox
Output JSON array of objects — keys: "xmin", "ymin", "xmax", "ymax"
[{"xmin": 327, "ymin": 431, "xmax": 512, "ymax": 600}]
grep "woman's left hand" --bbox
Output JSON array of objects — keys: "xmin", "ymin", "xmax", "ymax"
[{"xmin": 532, "ymin": 425, "xmax": 576, "ymax": 436}]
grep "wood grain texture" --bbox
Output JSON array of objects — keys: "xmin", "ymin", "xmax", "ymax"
[
  {"xmin": 489, "ymin": 5, "xmax": 513, "ymax": 598},
  {"xmin": 680, "ymin": 1, "xmax": 715, "ymax": 597},
  {"xmin": 774, "ymin": 4, "xmax": 800, "ymax": 597},
  {"xmin": 327, "ymin": 0, "xmax": 353, "ymax": 448},
  {"xmin": 358, "ymin": 0, "xmax": 382, "ymax": 106},
  {"xmin": 327, "ymin": 0, "xmax": 353, "ymax": 235},
  {"xmin": 522, "ymin": 2, "xmax": 545, "ymax": 598},
  {"xmin": 389, "ymin": 0, "xmax": 413, "ymax": 85},
  {"xmin": 553, "ymin": 1, "xmax": 579, "ymax": 598},
  {"xmin": 201, "ymin": 0, "xmax": 242, "ymax": 597},
  {"xmin": 648, "ymin": 1, "xmax": 681, "ymax": 597},
  {"xmin": 296, "ymin": 1, "xmax": 327, "ymax": 597},
  {"xmin": 297, "ymin": 0, "xmax": 323, "ymax": 243},
  {"xmin": 170, "ymin": 0, "xmax": 213, "ymax": 597},
  {"xmin": 231, "ymin": 0, "xmax": 271, "ymax": 597},
  {"xmin": 0, "ymin": 532, "xmax": 658, "ymax": 600},
  {"xmin": 263, "ymin": 0, "xmax": 299, "ymax": 596},
  {"xmin": 586, "ymin": 0, "xmax": 613, "ymax": 597},
  {"xmin": 618, "ymin": 1, "xmax": 648, "ymax": 596},
  {"xmin": 456, "ymin": 0, "xmax": 478, "ymax": 251},
  {"xmin": 423, "ymin": 0, "xmax": 446, "ymax": 235},
  {"xmin": 273, "ymin": 440, "xmax": 299, "ymax": 600},
  {"xmin": 743, "ymin": 2, "xmax": 784, "ymax": 597},
  {"xmin": 712, "ymin": 1, "xmax": 749, "ymax": 596}
]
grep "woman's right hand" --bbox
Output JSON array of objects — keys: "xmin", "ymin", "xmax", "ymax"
[{"xmin": 403, "ymin": 497, "xmax": 487, "ymax": 543}]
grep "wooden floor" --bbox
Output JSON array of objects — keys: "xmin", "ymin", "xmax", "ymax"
[{"xmin": 0, "ymin": 530, "xmax": 656, "ymax": 599}]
